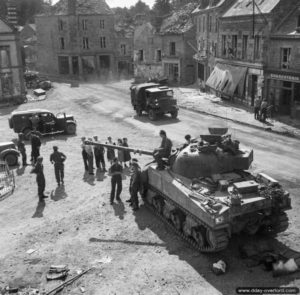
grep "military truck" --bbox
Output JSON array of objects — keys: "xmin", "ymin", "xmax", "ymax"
[
  {"xmin": 85, "ymin": 129, "xmax": 291, "ymax": 252},
  {"xmin": 8, "ymin": 109, "xmax": 77, "ymax": 139},
  {"xmin": 130, "ymin": 83, "xmax": 178, "ymax": 120}
]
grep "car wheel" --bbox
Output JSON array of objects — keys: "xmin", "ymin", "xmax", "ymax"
[
  {"xmin": 23, "ymin": 128, "xmax": 32, "ymax": 140},
  {"xmin": 148, "ymin": 109, "xmax": 157, "ymax": 121},
  {"xmin": 171, "ymin": 110, "xmax": 178, "ymax": 119},
  {"xmin": 66, "ymin": 123, "xmax": 76, "ymax": 135},
  {"xmin": 5, "ymin": 153, "xmax": 18, "ymax": 166}
]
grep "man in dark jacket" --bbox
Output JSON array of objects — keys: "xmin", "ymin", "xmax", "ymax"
[
  {"xmin": 31, "ymin": 131, "xmax": 41, "ymax": 164},
  {"xmin": 129, "ymin": 159, "xmax": 142, "ymax": 211},
  {"xmin": 50, "ymin": 146, "xmax": 67, "ymax": 186},
  {"xmin": 93, "ymin": 136, "xmax": 106, "ymax": 171},
  {"xmin": 109, "ymin": 157, "xmax": 123, "ymax": 204},
  {"xmin": 17, "ymin": 133, "xmax": 28, "ymax": 166},
  {"xmin": 81, "ymin": 137, "xmax": 88, "ymax": 171},
  {"xmin": 153, "ymin": 130, "xmax": 172, "ymax": 170},
  {"xmin": 31, "ymin": 156, "xmax": 47, "ymax": 201}
]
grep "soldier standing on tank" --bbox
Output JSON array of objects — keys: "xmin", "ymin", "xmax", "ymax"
[
  {"xmin": 31, "ymin": 131, "xmax": 41, "ymax": 164},
  {"xmin": 109, "ymin": 157, "xmax": 123, "ymax": 204},
  {"xmin": 50, "ymin": 146, "xmax": 67, "ymax": 186},
  {"xmin": 31, "ymin": 156, "xmax": 47, "ymax": 201},
  {"xmin": 153, "ymin": 130, "xmax": 172, "ymax": 170},
  {"xmin": 128, "ymin": 159, "xmax": 142, "ymax": 211},
  {"xmin": 81, "ymin": 137, "xmax": 88, "ymax": 171},
  {"xmin": 17, "ymin": 133, "xmax": 28, "ymax": 166}
]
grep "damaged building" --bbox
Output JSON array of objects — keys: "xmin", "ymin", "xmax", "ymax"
[
  {"xmin": 202, "ymin": 0, "xmax": 299, "ymax": 108},
  {"xmin": 36, "ymin": 0, "xmax": 121, "ymax": 80},
  {"xmin": 133, "ymin": 3, "xmax": 197, "ymax": 85}
]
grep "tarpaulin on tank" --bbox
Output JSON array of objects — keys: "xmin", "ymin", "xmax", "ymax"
[{"xmin": 206, "ymin": 63, "xmax": 247, "ymax": 97}]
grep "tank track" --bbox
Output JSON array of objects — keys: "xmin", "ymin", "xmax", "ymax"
[{"xmin": 144, "ymin": 185, "xmax": 229, "ymax": 253}]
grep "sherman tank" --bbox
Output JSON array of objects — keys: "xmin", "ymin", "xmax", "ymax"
[{"xmin": 85, "ymin": 129, "xmax": 291, "ymax": 252}]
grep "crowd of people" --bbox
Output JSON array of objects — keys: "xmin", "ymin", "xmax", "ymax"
[
  {"xmin": 15, "ymin": 129, "xmax": 176, "ymax": 212},
  {"xmin": 253, "ymin": 96, "xmax": 274, "ymax": 123}
]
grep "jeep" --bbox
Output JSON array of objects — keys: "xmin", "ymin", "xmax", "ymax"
[{"xmin": 8, "ymin": 109, "xmax": 77, "ymax": 139}]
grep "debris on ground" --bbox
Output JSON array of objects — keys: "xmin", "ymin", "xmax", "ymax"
[
  {"xmin": 26, "ymin": 249, "xmax": 37, "ymax": 255},
  {"xmin": 46, "ymin": 265, "xmax": 69, "ymax": 281},
  {"xmin": 212, "ymin": 260, "xmax": 227, "ymax": 275},
  {"xmin": 45, "ymin": 268, "xmax": 93, "ymax": 295},
  {"xmin": 92, "ymin": 256, "xmax": 112, "ymax": 265}
]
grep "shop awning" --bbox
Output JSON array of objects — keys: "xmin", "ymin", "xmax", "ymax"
[{"xmin": 206, "ymin": 63, "xmax": 247, "ymax": 97}]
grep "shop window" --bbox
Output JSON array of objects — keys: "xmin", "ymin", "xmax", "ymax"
[
  {"xmin": 100, "ymin": 37, "xmax": 106, "ymax": 48},
  {"xmin": 58, "ymin": 56, "xmax": 69, "ymax": 74},
  {"xmin": 229, "ymin": 35, "xmax": 237, "ymax": 58},
  {"xmin": 281, "ymin": 48, "xmax": 291, "ymax": 69},
  {"xmin": 1, "ymin": 72, "xmax": 13, "ymax": 96},
  {"xmin": 170, "ymin": 42, "xmax": 176, "ymax": 56},
  {"xmin": 83, "ymin": 37, "xmax": 89, "ymax": 49},
  {"xmin": 59, "ymin": 37, "xmax": 65, "ymax": 50},
  {"xmin": 120, "ymin": 44, "xmax": 126, "ymax": 55},
  {"xmin": 242, "ymin": 35, "xmax": 248, "ymax": 59}
]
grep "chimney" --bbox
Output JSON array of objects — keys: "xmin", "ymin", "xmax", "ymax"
[
  {"xmin": 68, "ymin": 0, "xmax": 76, "ymax": 15},
  {"xmin": 7, "ymin": 0, "xmax": 18, "ymax": 25}
]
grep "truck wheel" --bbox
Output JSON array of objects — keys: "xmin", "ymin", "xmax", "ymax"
[
  {"xmin": 136, "ymin": 107, "xmax": 142, "ymax": 116},
  {"xmin": 5, "ymin": 153, "xmax": 18, "ymax": 166},
  {"xmin": 171, "ymin": 110, "xmax": 178, "ymax": 119},
  {"xmin": 148, "ymin": 109, "xmax": 157, "ymax": 121},
  {"xmin": 23, "ymin": 128, "xmax": 32, "ymax": 140},
  {"xmin": 66, "ymin": 123, "xmax": 76, "ymax": 135}
]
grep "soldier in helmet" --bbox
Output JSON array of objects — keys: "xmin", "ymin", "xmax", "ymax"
[
  {"xmin": 109, "ymin": 157, "xmax": 123, "ymax": 204},
  {"xmin": 128, "ymin": 158, "xmax": 142, "ymax": 211},
  {"xmin": 153, "ymin": 130, "xmax": 172, "ymax": 170},
  {"xmin": 31, "ymin": 156, "xmax": 47, "ymax": 201}
]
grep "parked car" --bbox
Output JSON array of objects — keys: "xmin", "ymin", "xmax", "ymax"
[
  {"xmin": 0, "ymin": 142, "xmax": 19, "ymax": 166},
  {"xmin": 131, "ymin": 83, "xmax": 178, "ymax": 120},
  {"xmin": 8, "ymin": 109, "xmax": 77, "ymax": 139},
  {"xmin": 24, "ymin": 71, "xmax": 52, "ymax": 90}
]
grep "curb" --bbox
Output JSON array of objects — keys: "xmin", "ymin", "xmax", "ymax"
[{"xmin": 179, "ymin": 105, "xmax": 300, "ymax": 140}]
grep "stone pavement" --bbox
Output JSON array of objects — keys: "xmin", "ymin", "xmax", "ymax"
[{"xmin": 105, "ymin": 79, "xmax": 300, "ymax": 140}]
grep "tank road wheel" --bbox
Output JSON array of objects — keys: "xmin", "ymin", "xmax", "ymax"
[
  {"xmin": 170, "ymin": 209, "xmax": 186, "ymax": 231},
  {"xmin": 66, "ymin": 123, "xmax": 76, "ymax": 135},
  {"xmin": 171, "ymin": 110, "xmax": 178, "ymax": 119},
  {"xmin": 260, "ymin": 212, "xmax": 289, "ymax": 235},
  {"xmin": 152, "ymin": 196, "xmax": 165, "ymax": 215},
  {"xmin": 206, "ymin": 229, "xmax": 229, "ymax": 251},
  {"xmin": 148, "ymin": 109, "xmax": 157, "ymax": 121},
  {"xmin": 136, "ymin": 107, "xmax": 142, "ymax": 116},
  {"xmin": 191, "ymin": 226, "xmax": 206, "ymax": 248}
]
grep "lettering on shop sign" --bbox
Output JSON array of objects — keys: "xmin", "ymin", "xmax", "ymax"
[{"xmin": 270, "ymin": 73, "xmax": 300, "ymax": 82}]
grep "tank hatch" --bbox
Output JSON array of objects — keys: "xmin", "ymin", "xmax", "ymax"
[{"xmin": 233, "ymin": 181, "xmax": 259, "ymax": 194}]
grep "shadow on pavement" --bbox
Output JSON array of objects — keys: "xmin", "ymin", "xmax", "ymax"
[
  {"xmin": 50, "ymin": 185, "xmax": 68, "ymax": 201},
  {"xmin": 96, "ymin": 169, "xmax": 107, "ymax": 182},
  {"xmin": 32, "ymin": 200, "xmax": 46, "ymax": 218},
  {"xmin": 133, "ymin": 114, "xmax": 181, "ymax": 126},
  {"xmin": 112, "ymin": 201, "xmax": 126, "ymax": 220},
  {"xmin": 134, "ymin": 204, "xmax": 299, "ymax": 295},
  {"xmin": 83, "ymin": 172, "xmax": 96, "ymax": 186}
]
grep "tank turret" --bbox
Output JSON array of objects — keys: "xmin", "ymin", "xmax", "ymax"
[{"xmin": 85, "ymin": 129, "xmax": 291, "ymax": 253}]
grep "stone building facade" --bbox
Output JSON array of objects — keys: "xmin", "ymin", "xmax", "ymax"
[
  {"xmin": 0, "ymin": 18, "xmax": 25, "ymax": 104},
  {"xmin": 19, "ymin": 24, "xmax": 37, "ymax": 70},
  {"xmin": 205, "ymin": 0, "xmax": 299, "ymax": 107},
  {"xmin": 265, "ymin": 4, "xmax": 300, "ymax": 118},
  {"xmin": 36, "ymin": 0, "xmax": 120, "ymax": 80},
  {"xmin": 192, "ymin": 0, "xmax": 236, "ymax": 90}
]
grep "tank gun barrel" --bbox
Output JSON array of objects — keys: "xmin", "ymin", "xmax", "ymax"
[{"xmin": 84, "ymin": 140, "xmax": 153, "ymax": 156}]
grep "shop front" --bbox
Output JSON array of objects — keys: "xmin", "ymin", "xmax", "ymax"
[{"xmin": 266, "ymin": 71, "xmax": 300, "ymax": 118}]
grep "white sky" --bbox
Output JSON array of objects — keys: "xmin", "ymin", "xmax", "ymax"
[{"xmin": 52, "ymin": 0, "xmax": 155, "ymax": 9}]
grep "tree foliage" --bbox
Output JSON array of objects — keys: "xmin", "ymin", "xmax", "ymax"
[{"xmin": 152, "ymin": 0, "xmax": 172, "ymax": 16}]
